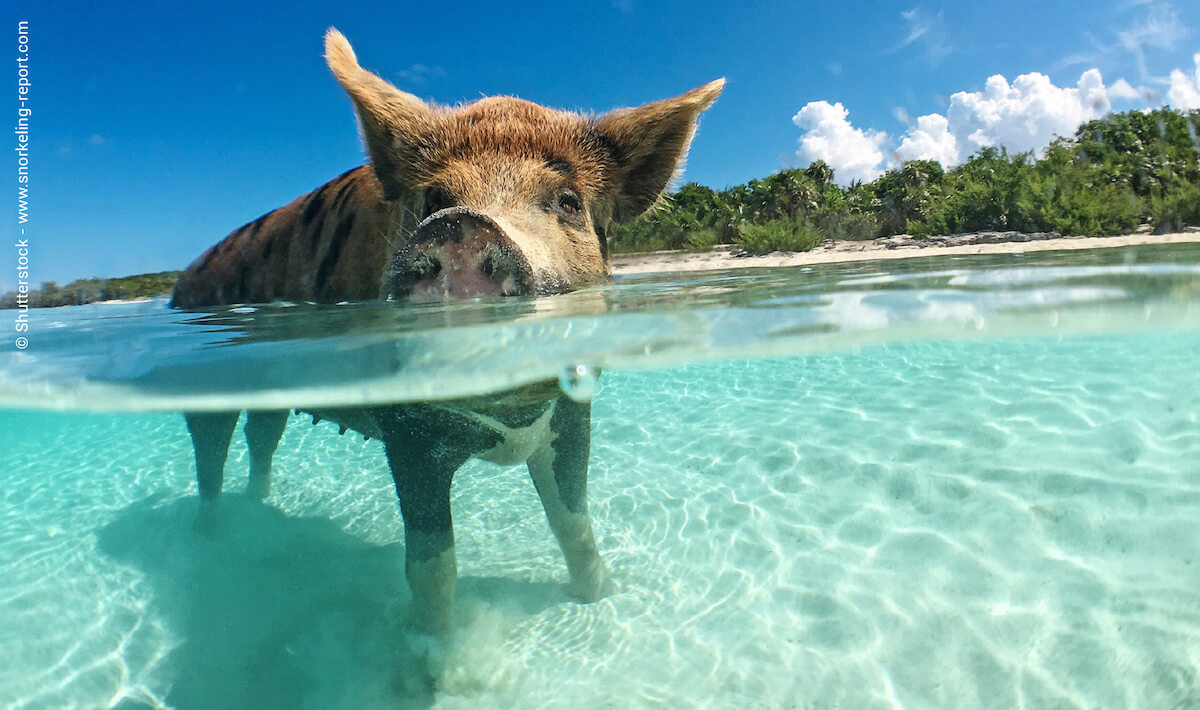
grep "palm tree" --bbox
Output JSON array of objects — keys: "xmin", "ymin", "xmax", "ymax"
[
  {"xmin": 805, "ymin": 160, "xmax": 834, "ymax": 189},
  {"xmin": 762, "ymin": 169, "xmax": 819, "ymax": 221}
]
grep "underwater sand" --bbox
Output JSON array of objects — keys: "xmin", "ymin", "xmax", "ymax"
[{"xmin": 1, "ymin": 244, "xmax": 1199, "ymax": 708}]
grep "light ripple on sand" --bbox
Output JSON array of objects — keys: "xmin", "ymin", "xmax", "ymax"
[{"xmin": 0, "ymin": 330, "xmax": 1198, "ymax": 707}]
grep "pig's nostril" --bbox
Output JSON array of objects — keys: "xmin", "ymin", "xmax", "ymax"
[
  {"xmin": 392, "ymin": 209, "xmax": 533, "ymax": 299},
  {"xmin": 479, "ymin": 249, "xmax": 508, "ymax": 279},
  {"xmin": 478, "ymin": 246, "xmax": 528, "ymax": 296},
  {"xmin": 412, "ymin": 253, "xmax": 441, "ymax": 279}
]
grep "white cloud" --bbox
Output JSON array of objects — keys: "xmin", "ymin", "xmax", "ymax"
[
  {"xmin": 1057, "ymin": 2, "xmax": 1190, "ymax": 86},
  {"xmin": 396, "ymin": 63, "xmax": 446, "ymax": 87},
  {"xmin": 900, "ymin": 8, "xmax": 931, "ymax": 45},
  {"xmin": 1057, "ymin": 51, "xmax": 1100, "ymax": 69},
  {"xmin": 898, "ymin": 7, "xmax": 953, "ymax": 65},
  {"xmin": 886, "ymin": 69, "xmax": 1114, "ymax": 167},
  {"xmin": 1108, "ymin": 78, "xmax": 1142, "ymax": 100},
  {"xmin": 1118, "ymin": 2, "xmax": 1190, "ymax": 78},
  {"xmin": 942, "ymin": 69, "xmax": 1111, "ymax": 158},
  {"xmin": 1167, "ymin": 53, "xmax": 1200, "ymax": 109},
  {"xmin": 1118, "ymin": 2, "xmax": 1188, "ymax": 53},
  {"xmin": 792, "ymin": 101, "xmax": 888, "ymax": 185},
  {"xmin": 896, "ymin": 113, "xmax": 958, "ymax": 165},
  {"xmin": 794, "ymin": 55, "xmax": 1200, "ymax": 179}
]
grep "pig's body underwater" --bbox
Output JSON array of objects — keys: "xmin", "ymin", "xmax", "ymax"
[{"xmin": 170, "ymin": 28, "xmax": 722, "ymax": 636}]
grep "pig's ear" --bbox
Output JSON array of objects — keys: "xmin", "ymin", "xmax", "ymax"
[
  {"xmin": 595, "ymin": 79, "xmax": 724, "ymax": 222},
  {"xmin": 325, "ymin": 28, "xmax": 434, "ymax": 201}
]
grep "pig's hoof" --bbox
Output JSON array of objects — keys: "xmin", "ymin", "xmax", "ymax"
[
  {"xmin": 192, "ymin": 501, "xmax": 223, "ymax": 538},
  {"xmin": 244, "ymin": 476, "xmax": 271, "ymax": 500},
  {"xmin": 569, "ymin": 564, "xmax": 613, "ymax": 603},
  {"xmin": 405, "ymin": 630, "xmax": 448, "ymax": 691}
]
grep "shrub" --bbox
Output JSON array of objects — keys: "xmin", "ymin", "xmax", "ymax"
[
  {"xmin": 684, "ymin": 227, "xmax": 722, "ymax": 250},
  {"xmin": 608, "ymin": 218, "xmax": 724, "ymax": 253},
  {"xmin": 734, "ymin": 219, "xmax": 823, "ymax": 255},
  {"xmin": 1016, "ymin": 174, "xmax": 1140, "ymax": 236},
  {"xmin": 813, "ymin": 209, "xmax": 881, "ymax": 240},
  {"xmin": 1148, "ymin": 179, "xmax": 1200, "ymax": 233}
]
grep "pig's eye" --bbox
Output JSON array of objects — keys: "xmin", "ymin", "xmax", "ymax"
[
  {"xmin": 423, "ymin": 186, "xmax": 455, "ymax": 218},
  {"xmin": 557, "ymin": 189, "xmax": 583, "ymax": 216}
]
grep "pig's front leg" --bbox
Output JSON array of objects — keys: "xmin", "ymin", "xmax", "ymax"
[
  {"xmin": 527, "ymin": 397, "xmax": 610, "ymax": 602},
  {"xmin": 373, "ymin": 405, "xmax": 481, "ymax": 636},
  {"xmin": 244, "ymin": 409, "xmax": 289, "ymax": 499},
  {"xmin": 184, "ymin": 410, "xmax": 239, "ymax": 531}
]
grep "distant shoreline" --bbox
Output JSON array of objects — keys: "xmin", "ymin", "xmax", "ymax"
[
  {"xmin": 611, "ymin": 231, "xmax": 1200, "ymax": 275},
  {"xmin": 7, "ymin": 231, "xmax": 1199, "ymax": 309},
  {"xmin": 91, "ymin": 297, "xmax": 156, "ymax": 306}
]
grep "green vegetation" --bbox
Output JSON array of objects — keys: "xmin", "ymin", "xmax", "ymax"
[
  {"xmin": 734, "ymin": 219, "xmax": 823, "ymax": 255},
  {"xmin": 4, "ymin": 108, "xmax": 1196, "ymax": 309},
  {"xmin": 0, "ymin": 271, "xmax": 181, "ymax": 309},
  {"xmin": 610, "ymin": 107, "xmax": 1200, "ymax": 253}
]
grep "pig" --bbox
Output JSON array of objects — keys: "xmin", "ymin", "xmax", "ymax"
[{"xmin": 170, "ymin": 28, "xmax": 722, "ymax": 636}]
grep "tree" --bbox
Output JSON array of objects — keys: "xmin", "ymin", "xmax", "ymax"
[
  {"xmin": 762, "ymin": 169, "xmax": 819, "ymax": 221},
  {"xmin": 804, "ymin": 160, "xmax": 834, "ymax": 189},
  {"xmin": 873, "ymin": 159, "xmax": 945, "ymax": 235},
  {"xmin": 600, "ymin": 107, "xmax": 1198, "ymax": 253}
]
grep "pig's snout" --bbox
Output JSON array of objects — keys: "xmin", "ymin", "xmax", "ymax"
[{"xmin": 390, "ymin": 208, "xmax": 534, "ymax": 300}]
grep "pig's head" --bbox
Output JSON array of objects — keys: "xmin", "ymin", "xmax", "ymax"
[{"xmin": 324, "ymin": 29, "xmax": 723, "ymax": 300}]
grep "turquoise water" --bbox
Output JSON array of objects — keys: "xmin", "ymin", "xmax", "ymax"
[{"xmin": 2, "ymin": 244, "xmax": 1199, "ymax": 708}]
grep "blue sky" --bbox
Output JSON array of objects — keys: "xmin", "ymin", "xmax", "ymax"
[{"xmin": 3, "ymin": 0, "xmax": 1199, "ymax": 290}]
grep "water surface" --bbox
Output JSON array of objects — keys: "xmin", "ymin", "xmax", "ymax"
[{"xmin": 1, "ymin": 244, "xmax": 1198, "ymax": 708}]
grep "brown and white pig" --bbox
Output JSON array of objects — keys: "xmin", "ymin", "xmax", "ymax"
[{"xmin": 170, "ymin": 28, "xmax": 722, "ymax": 636}]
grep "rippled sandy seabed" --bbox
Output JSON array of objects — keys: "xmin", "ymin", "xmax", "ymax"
[{"xmin": 1, "ymin": 328, "xmax": 1197, "ymax": 709}]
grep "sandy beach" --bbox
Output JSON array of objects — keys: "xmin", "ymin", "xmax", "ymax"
[
  {"xmin": 611, "ymin": 231, "xmax": 1200, "ymax": 275},
  {"xmin": 92, "ymin": 297, "xmax": 155, "ymax": 306}
]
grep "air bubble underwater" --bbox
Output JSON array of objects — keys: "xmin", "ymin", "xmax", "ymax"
[{"xmin": 558, "ymin": 364, "xmax": 597, "ymax": 402}]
